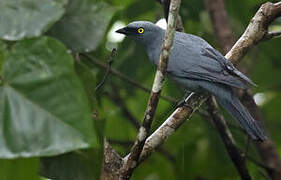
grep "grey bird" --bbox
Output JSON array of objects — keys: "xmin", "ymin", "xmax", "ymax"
[{"xmin": 116, "ymin": 21, "xmax": 267, "ymax": 141}]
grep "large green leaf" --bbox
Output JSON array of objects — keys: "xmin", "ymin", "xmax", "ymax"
[
  {"xmin": 39, "ymin": 149, "xmax": 102, "ymax": 180},
  {"xmin": 74, "ymin": 61, "xmax": 105, "ymax": 145},
  {"xmin": 39, "ymin": 62, "xmax": 104, "ymax": 180},
  {"xmin": 0, "ymin": 0, "xmax": 65, "ymax": 41},
  {"xmin": 0, "ymin": 40, "xmax": 6, "ymax": 73},
  {"xmin": 0, "ymin": 158, "xmax": 40, "ymax": 180},
  {"xmin": 0, "ymin": 37, "xmax": 99, "ymax": 158},
  {"xmin": 48, "ymin": 0, "xmax": 116, "ymax": 52}
]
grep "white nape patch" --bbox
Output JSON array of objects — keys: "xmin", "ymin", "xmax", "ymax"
[
  {"xmin": 156, "ymin": 18, "xmax": 167, "ymax": 30},
  {"xmin": 254, "ymin": 93, "xmax": 267, "ymax": 106},
  {"xmin": 107, "ymin": 21, "xmax": 126, "ymax": 43}
]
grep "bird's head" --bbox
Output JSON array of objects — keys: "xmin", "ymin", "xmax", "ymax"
[{"xmin": 116, "ymin": 21, "xmax": 163, "ymax": 45}]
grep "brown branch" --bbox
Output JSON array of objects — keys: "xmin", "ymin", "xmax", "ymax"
[
  {"xmin": 225, "ymin": 2, "xmax": 281, "ymax": 64},
  {"xmin": 136, "ymin": 0, "xmax": 281, "ymax": 167},
  {"xmin": 206, "ymin": 97, "xmax": 252, "ymax": 180},
  {"xmin": 205, "ymin": 1, "xmax": 281, "ymax": 179},
  {"xmin": 208, "ymin": 1, "xmax": 281, "ymax": 180},
  {"xmin": 108, "ymin": 139, "xmax": 176, "ymax": 164},
  {"xmin": 239, "ymin": 90, "xmax": 281, "ymax": 180},
  {"xmin": 138, "ymin": 93, "xmax": 207, "ymax": 162},
  {"xmin": 205, "ymin": 0, "xmax": 252, "ymax": 179},
  {"xmin": 80, "ymin": 53, "xmax": 177, "ymax": 104},
  {"xmin": 119, "ymin": 0, "xmax": 182, "ymax": 179},
  {"xmin": 205, "ymin": 0, "xmax": 234, "ymax": 53},
  {"xmin": 246, "ymin": 155, "xmax": 273, "ymax": 171},
  {"xmin": 100, "ymin": 140, "xmax": 123, "ymax": 180}
]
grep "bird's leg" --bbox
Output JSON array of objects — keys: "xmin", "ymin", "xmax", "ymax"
[{"xmin": 174, "ymin": 91, "xmax": 194, "ymax": 109}]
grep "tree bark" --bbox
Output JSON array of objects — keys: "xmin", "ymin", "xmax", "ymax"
[
  {"xmin": 100, "ymin": 141, "xmax": 123, "ymax": 180},
  {"xmin": 206, "ymin": 1, "xmax": 281, "ymax": 179}
]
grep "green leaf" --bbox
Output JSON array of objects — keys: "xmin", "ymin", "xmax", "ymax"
[
  {"xmin": 0, "ymin": 0, "xmax": 65, "ymax": 41},
  {"xmin": 0, "ymin": 158, "xmax": 40, "ymax": 180},
  {"xmin": 75, "ymin": 61, "xmax": 98, "ymax": 109},
  {"xmin": 39, "ymin": 149, "xmax": 102, "ymax": 180},
  {"xmin": 48, "ymin": 0, "xmax": 116, "ymax": 52},
  {"xmin": 54, "ymin": 0, "xmax": 69, "ymax": 6},
  {"xmin": 74, "ymin": 61, "xmax": 105, "ymax": 143},
  {"xmin": 0, "ymin": 37, "xmax": 99, "ymax": 158},
  {"xmin": 0, "ymin": 40, "xmax": 6, "ymax": 73}
]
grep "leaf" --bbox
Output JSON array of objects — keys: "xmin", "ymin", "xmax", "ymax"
[
  {"xmin": 74, "ymin": 61, "xmax": 105, "ymax": 144},
  {"xmin": 48, "ymin": 0, "xmax": 116, "ymax": 52},
  {"xmin": 39, "ymin": 61, "xmax": 104, "ymax": 180},
  {"xmin": 74, "ymin": 61, "xmax": 98, "ymax": 110},
  {"xmin": 0, "ymin": 0, "xmax": 65, "ymax": 41},
  {"xmin": 0, "ymin": 37, "xmax": 99, "ymax": 158},
  {"xmin": 0, "ymin": 158, "xmax": 40, "ymax": 180},
  {"xmin": 39, "ymin": 149, "xmax": 102, "ymax": 180},
  {"xmin": 54, "ymin": 0, "xmax": 69, "ymax": 6},
  {"xmin": 0, "ymin": 40, "xmax": 6, "ymax": 73}
]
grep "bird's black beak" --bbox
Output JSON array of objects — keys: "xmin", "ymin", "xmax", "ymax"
[{"xmin": 116, "ymin": 27, "xmax": 128, "ymax": 35}]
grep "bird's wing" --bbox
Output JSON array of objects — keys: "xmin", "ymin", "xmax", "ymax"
[
  {"xmin": 168, "ymin": 33, "xmax": 255, "ymax": 89},
  {"xmin": 202, "ymin": 46, "xmax": 257, "ymax": 86}
]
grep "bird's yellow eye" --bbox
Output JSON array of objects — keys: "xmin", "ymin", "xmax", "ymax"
[{"xmin": 137, "ymin": 28, "xmax": 144, "ymax": 34}]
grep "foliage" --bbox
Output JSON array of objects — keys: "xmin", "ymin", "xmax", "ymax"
[{"xmin": 0, "ymin": 0, "xmax": 280, "ymax": 179}]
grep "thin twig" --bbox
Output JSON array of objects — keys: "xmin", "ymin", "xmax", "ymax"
[
  {"xmin": 206, "ymin": 97, "xmax": 252, "ymax": 180},
  {"xmin": 120, "ymin": 0, "xmax": 181, "ymax": 179},
  {"xmin": 263, "ymin": 30, "xmax": 281, "ymax": 40},
  {"xmin": 95, "ymin": 48, "xmax": 117, "ymax": 91},
  {"xmin": 80, "ymin": 53, "xmax": 178, "ymax": 104},
  {"xmin": 246, "ymin": 155, "xmax": 273, "ymax": 171}
]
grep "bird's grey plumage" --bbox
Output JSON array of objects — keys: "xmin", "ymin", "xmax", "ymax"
[{"xmin": 116, "ymin": 21, "xmax": 267, "ymax": 141}]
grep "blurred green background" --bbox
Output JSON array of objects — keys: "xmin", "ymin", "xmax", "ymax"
[{"xmin": 0, "ymin": 0, "xmax": 280, "ymax": 179}]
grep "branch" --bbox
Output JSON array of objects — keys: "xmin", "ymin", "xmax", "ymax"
[
  {"xmin": 263, "ymin": 30, "xmax": 281, "ymax": 40},
  {"xmin": 156, "ymin": 0, "xmax": 185, "ymax": 32},
  {"xmin": 137, "ymin": 1, "xmax": 281, "ymax": 165},
  {"xmin": 108, "ymin": 139, "xmax": 176, "ymax": 164},
  {"xmin": 239, "ymin": 90, "xmax": 281, "ymax": 179},
  {"xmin": 120, "ymin": 0, "xmax": 181, "ymax": 178},
  {"xmin": 206, "ymin": 1, "xmax": 281, "ymax": 180},
  {"xmin": 205, "ymin": 0, "xmax": 252, "ymax": 179},
  {"xmin": 225, "ymin": 2, "xmax": 281, "ymax": 64},
  {"xmin": 95, "ymin": 48, "xmax": 117, "ymax": 91},
  {"xmin": 206, "ymin": 97, "xmax": 252, "ymax": 180},
  {"xmin": 139, "ymin": 93, "xmax": 207, "ymax": 162},
  {"xmin": 100, "ymin": 140, "xmax": 123, "ymax": 180},
  {"xmin": 205, "ymin": 0, "xmax": 234, "ymax": 53}
]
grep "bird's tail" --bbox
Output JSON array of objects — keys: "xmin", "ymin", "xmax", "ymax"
[{"xmin": 215, "ymin": 92, "xmax": 267, "ymax": 141}]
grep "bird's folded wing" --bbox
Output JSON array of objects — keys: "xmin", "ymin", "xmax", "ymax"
[{"xmin": 170, "ymin": 34, "xmax": 255, "ymax": 89}]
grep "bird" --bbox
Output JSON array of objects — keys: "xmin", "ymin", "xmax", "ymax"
[{"xmin": 116, "ymin": 21, "xmax": 267, "ymax": 141}]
